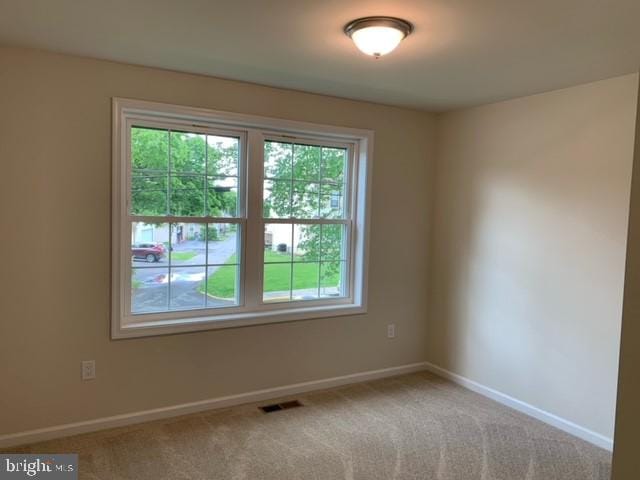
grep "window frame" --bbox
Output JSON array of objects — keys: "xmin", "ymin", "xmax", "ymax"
[{"xmin": 112, "ymin": 98, "xmax": 373, "ymax": 339}]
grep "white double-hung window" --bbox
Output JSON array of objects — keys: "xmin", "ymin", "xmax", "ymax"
[{"xmin": 112, "ymin": 99, "xmax": 372, "ymax": 338}]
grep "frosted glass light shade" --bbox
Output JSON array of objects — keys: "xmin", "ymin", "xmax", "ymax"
[
  {"xmin": 351, "ymin": 26, "xmax": 405, "ymax": 57},
  {"xmin": 345, "ymin": 17, "xmax": 413, "ymax": 58}
]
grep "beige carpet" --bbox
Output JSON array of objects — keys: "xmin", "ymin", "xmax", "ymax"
[{"xmin": 7, "ymin": 371, "xmax": 611, "ymax": 479}]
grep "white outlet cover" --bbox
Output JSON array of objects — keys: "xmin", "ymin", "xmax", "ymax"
[
  {"xmin": 387, "ymin": 324, "xmax": 396, "ymax": 338},
  {"xmin": 82, "ymin": 360, "xmax": 96, "ymax": 380}
]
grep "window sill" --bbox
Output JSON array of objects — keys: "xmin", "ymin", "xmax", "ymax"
[{"xmin": 112, "ymin": 303, "xmax": 367, "ymax": 339}]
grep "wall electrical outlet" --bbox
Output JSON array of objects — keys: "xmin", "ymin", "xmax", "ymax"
[
  {"xmin": 387, "ymin": 324, "xmax": 396, "ymax": 338},
  {"xmin": 81, "ymin": 360, "xmax": 96, "ymax": 380}
]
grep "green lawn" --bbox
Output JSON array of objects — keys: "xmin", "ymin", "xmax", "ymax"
[
  {"xmin": 171, "ymin": 251, "xmax": 198, "ymax": 261},
  {"xmin": 199, "ymin": 250, "xmax": 340, "ymax": 298},
  {"xmin": 200, "ymin": 257, "xmax": 238, "ymax": 298}
]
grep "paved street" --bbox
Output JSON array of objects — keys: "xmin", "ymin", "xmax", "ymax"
[
  {"xmin": 132, "ymin": 235, "xmax": 238, "ymax": 313},
  {"xmin": 132, "ymin": 234, "xmax": 342, "ymax": 313}
]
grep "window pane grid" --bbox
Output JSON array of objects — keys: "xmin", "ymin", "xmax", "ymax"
[
  {"xmin": 133, "ymin": 263, "xmax": 239, "ymax": 269},
  {"xmin": 261, "ymin": 138, "xmax": 349, "ymax": 303},
  {"xmin": 129, "ymin": 124, "xmax": 243, "ymax": 315},
  {"xmin": 131, "ymin": 220, "xmax": 240, "ymax": 314},
  {"xmin": 264, "ymin": 260, "xmax": 329, "ymax": 265},
  {"xmin": 124, "ymin": 120, "xmax": 358, "ymax": 325},
  {"xmin": 262, "ymin": 220, "xmax": 347, "ymax": 302},
  {"xmin": 131, "ymin": 128, "xmax": 241, "ymax": 219},
  {"xmin": 130, "ymin": 219, "xmax": 245, "ymax": 230},
  {"xmin": 263, "ymin": 140, "xmax": 347, "ymax": 221},
  {"xmin": 261, "ymin": 218, "xmax": 350, "ymax": 225}
]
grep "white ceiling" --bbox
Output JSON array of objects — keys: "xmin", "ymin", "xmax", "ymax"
[{"xmin": 1, "ymin": 0, "xmax": 639, "ymax": 111}]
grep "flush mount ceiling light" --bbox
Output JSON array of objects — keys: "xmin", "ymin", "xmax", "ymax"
[{"xmin": 344, "ymin": 16, "xmax": 413, "ymax": 58}]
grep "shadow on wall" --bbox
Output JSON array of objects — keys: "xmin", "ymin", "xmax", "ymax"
[{"xmin": 428, "ymin": 78, "xmax": 634, "ymax": 440}]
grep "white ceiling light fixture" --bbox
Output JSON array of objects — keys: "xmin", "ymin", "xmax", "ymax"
[{"xmin": 344, "ymin": 16, "xmax": 413, "ymax": 59}]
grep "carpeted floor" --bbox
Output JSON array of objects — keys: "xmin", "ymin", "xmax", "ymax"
[{"xmin": 7, "ymin": 371, "xmax": 611, "ymax": 479}]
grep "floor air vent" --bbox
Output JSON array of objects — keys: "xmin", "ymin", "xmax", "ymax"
[{"xmin": 259, "ymin": 400, "xmax": 303, "ymax": 413}]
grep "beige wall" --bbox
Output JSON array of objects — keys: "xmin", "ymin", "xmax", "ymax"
[
  {"xmin": 428, "ymin": 74, "xmax": 638, "ymax": 438},
  {"xmin": 611, "ymin": 76, "xmax": 640, "ymax": 479},
  {"xmin": 0, "ymin": 47, "xmax": 436, "ymax": 435},
  {"xmin": 2, "ymin": 45, "xmax": 636, "ymax": 447}
]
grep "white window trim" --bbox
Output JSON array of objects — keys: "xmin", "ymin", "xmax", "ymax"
[{"xmin": 111, "ymin": 98, "xmax": 373, "ymax": 339}]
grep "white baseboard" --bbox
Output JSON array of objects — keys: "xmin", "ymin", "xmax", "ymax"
[
  {"xmin": 1, "ymin": 361, "xmax": 613, "ymax": 452},
  {"xmin": 423, "ymin": 361, "xmax": 613, "ymax": 451},
  {"xmin": 0, "ymin": 362, "xmax": 429, "ymax": 449}
]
